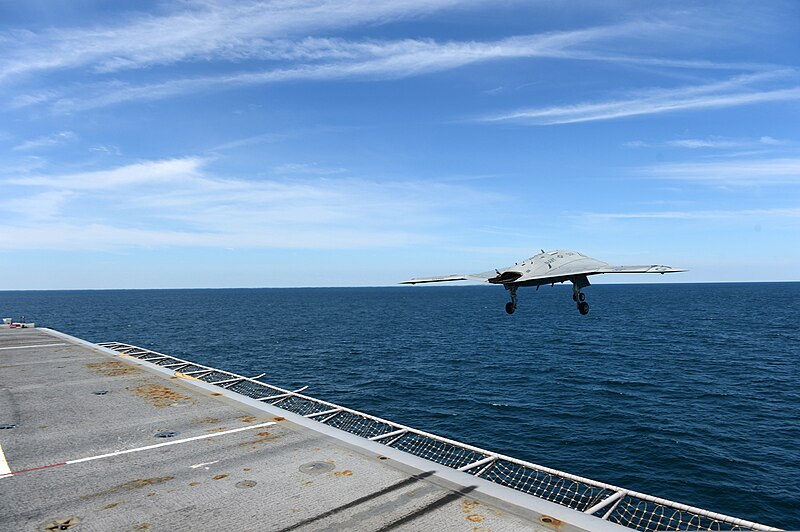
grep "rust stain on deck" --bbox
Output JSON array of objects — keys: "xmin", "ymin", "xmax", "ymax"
[
  {"xmin": 193, "ymin": 417, "xmax": 221, "ymax": 424},
  {"xmin": 85, "ymin": 360, "xmax": 138, "ymax": 377},
  {"xmin": 540, "ymin": 515, "xmax": 563, "ymax": 528},
  {"xmin": 131, "ymin": 384, "xmax": 193, "ymax": 408},
  {"xmin": 237, "ymin": 430, "xmax": 276, "ymax": 449},
  {"xmin": 462, "ymin": 500, "xmax": 480, "ymax": 514},
  {"xmin": 81, "ymin": 477, "xmax": 175, "ymax": 500}
]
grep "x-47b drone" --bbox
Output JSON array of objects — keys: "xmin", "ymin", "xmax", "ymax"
[{"xmin": 402, "ymin": 249, "xmax": 685, "ymax": 315}]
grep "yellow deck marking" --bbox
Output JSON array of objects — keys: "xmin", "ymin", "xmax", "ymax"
[{"xmin": 174, "ymin": 371, "xmax": 203, "ymax": 381}]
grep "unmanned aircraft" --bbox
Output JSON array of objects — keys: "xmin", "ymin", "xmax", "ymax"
[{"xmin": 402, "ymin": 249, "xmax": 685, "ymax": 315}]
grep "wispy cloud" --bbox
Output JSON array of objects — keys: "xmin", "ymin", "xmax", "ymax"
[
  {"xmin": 35, "ymin": 25, "xmax": 667, "ymax": 113},
  {"xmin": 4, "ymin": 0, "xmax": 778, "ymax": 93},
  {"xmin": 9, "ymin": 90, "xmax": 59, "ymax": 110},
  {"xmin": 7, "ymin": 157, "xmax": 206, "ymax": 189},
  {"xmin": 0, "ymin": 190, "xmax": 74, "ymax": 221},
  {"xmin": 0, "ymin": 221, "xmax": 428, "ymax": 251},
  {"xmin": 89, "ymin": 144, "xmax": 123, "ymax": 156},
  {"xmin": 3, "ymin": 0, "xmax": 786, "ymax": 116},
  {"xmin": 641, "ymin": 157, "xmax": 800, "ymax": 186},
  {"xmin": 12, "ymin": 131, "xmax": 77, "ymax": 151},
  {"xmin": 7, "ymin": 9, "xmax": 766, "ymax": 115},
  {"xmin": 273, "ymin": 163, "xmax": 347, "ymax": 175},
  {"xmin": 0, "ymin": 0, "xmax": 482, "ymax": 83},
  {"xmin": 481, "ymin": 71, "xmax": 800, "ymax": 125},
  {"xmin": 668, "ymin": 138, "xmax": 756, "ymax": 149},
  {"xmin": 211, "ymin": 131, "xmax": 293, "ymax": 151},
  {"xmin": 625, "ymin": 135, "xmax": 788, "ymax": 150},
  {"xmin": 585, "ymin": 207, "xmax": 800, "ymax": 221},
  {"xmin": 0, "ymin": 157, "xmax": 500, "ymax": 250}
]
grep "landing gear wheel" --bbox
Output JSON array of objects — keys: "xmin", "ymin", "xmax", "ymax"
[
  {"xmin": 578, "ymin": 292, "xmax": 586, "ymax": 302},
  {"xmin": 577, "ymin": 301, "xmax": 589, "ymax": 315},
  {"xmin": 505, "ymin": 285, "xmax": 518, "ymax": 315}
]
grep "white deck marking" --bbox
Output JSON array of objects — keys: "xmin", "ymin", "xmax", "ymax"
[
  {"xmin": 0, "ymin": 343, "xmax": 66, "ymax": 351},
  {"xmin": 190, "ymin": 460, "xmax": 220, "ymax": 469},
  {"xmin": 0, "ymin": 443, "xmax": 12, "ymax": 478},
  {"xmin": 66, "ymin": 422, "xmax": 276, "ymax": 465}
]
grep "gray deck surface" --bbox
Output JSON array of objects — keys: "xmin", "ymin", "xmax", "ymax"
[{"xmin": 0, "ymin": 327, "xmax": 583, "ymax": 532}]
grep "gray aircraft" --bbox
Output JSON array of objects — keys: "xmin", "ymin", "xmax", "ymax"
[{"xmin": 401, "ymin": 249, "xmax": 686, "ymax": 315}]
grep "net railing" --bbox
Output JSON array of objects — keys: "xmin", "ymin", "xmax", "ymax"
[{"xmin": 97, "ymin": 341, "xmax": 780, "ymax": 532}]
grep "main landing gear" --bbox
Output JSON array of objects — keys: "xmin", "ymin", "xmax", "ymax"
[
  {"xmin": 505, "ymin": 285, "xmax": 518, "ymax": 315},
  {"xmin": 503, "ymin": 278, "xmax": 590, "ymax": 315},
  {"xmin": 572, "ymin": 284, "xmax": 589, "ymax": 315}
]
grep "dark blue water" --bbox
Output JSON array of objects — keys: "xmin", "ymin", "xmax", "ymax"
[{"xmin": 2, "ymin": 283, "xmax": 798, "ymax": 528}]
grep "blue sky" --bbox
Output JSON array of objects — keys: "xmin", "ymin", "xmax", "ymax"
[{"xmin": 1, "ymin": 0, "xmax": 799, "ymax": 289}]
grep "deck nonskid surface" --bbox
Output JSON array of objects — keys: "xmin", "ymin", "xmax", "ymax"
[{"xmin": 0, "ymin": 327, "xmax": 541, "ymax": 531}]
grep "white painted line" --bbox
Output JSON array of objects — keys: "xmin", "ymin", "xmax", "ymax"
[
  {"xmin": 0, "ymin": 343, "xmax": 67, "ymax": 351},
  {"xmin": 190, "ymin": 460, "xmax": 220, "ymax": 469},
  {"xmin": 66, "ymin": 422, "xmax": 276, "ymax": 465},
  {"xmin": 0, "ymin": 443, "xmax": 12, "ymax": 478}
]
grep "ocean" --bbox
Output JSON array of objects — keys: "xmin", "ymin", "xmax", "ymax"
[{"xmin": 2, "ymin": 282, "xmax": 798, "ymax": 529}]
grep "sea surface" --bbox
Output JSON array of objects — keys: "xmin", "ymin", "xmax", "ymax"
[{"xmin": 2, "ymin": 283, "xmax": 798, "ymax": 528}]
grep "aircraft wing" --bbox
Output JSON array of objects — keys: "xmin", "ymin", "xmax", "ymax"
[
  {"xmin": 595, "ymin": 265, "xmax": 687, "ymax": 274},
  {"xmin": 510, "ymin": 264, "xmax": 686, "ymax": 286},
  {"xmin": 400, "ymin": 271, "xmax": 495, "ymax": 285}
]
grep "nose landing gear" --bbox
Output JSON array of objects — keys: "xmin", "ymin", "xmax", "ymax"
[{"xmin": 505, "ymin": 285, "xmax": 518, "ymax": 314}]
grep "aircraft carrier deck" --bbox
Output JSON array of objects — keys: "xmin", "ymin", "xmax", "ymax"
[{"xmin": 0, "ymin": 326, "xmax": 781, "ymax": 531}]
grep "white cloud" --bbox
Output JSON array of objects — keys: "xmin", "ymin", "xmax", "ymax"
[
  {"xmin": 0, "ymin": 190, "xmax": 74, "ymax": 221},
  {"xmin": 273, "ymin": 163, "xmax": 347, "ymax": 175},
  {"xmin": 624, "ymin": 135, "xmax": 791, "ymax": 152},
  {"xmin": 0, "ymin": 0, "xmax": 486, "ymax": 82},
  {"xmin": 481, "ymin": 71, "xmax": 800, "ymax": 125},
  {"xmin": 641, "ymin": 157, "xmax": 800, "ymax": 185},
  {"xmin": 1, "ymin": 1, "xmax": 775, "ymax": 91},
  {"xmin": 3, "ymin": 1, "xmax": 784, "ymax": 115},
  {"xmin": 89, "ymin": 144, "xmax": 122, "ymax": 156},
  {"xmin": 211, "ymin": 131, "xmax": 293, "ymax": 151},
  {"xmin": 623, "ymin": 140, "xmax": 650, "ymax": 148},
  {"xmin": 584, "ymin": 207, "xmax": 800, "ymax": 221},
  {"xmin": 9, "ymin": 90, "xmax": 58, "ymax": 109},
  {"xmin": 12, "ymin": 131, "xmax": 77, "ymax": 151},
  {"xmin": 7, "ymin": 157, "xmax": 206, "ymax": 189},
  {"xmin": 0, "ymin": 157, "xmax": 501, "ymax": 250},
  {"xmin": 759, "ymin": 136, "xmax": 784, "ymax": 146},
  {"xmin": 39, "ymin": 26, "xmax": 663, "ymax": 112},
  {"xmin": 667, "ymin": 138, "xmax": 743, "ymax": 149},
  {"xmin": 0, "ymin": 222, "xmax": 427, "ymax": 251},
  {"xmin": 666, "ymin": 136, "xmax": 788, "ymax": 149}
]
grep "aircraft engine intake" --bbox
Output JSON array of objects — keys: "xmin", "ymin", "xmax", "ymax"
[{"xmin": 488, "ymin": 271, "xmax": 523, "ymax": 284}]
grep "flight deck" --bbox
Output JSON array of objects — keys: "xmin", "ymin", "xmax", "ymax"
[{"xmin": 0, "ymin": 326, "xmax": 780, "ymax": 531}]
